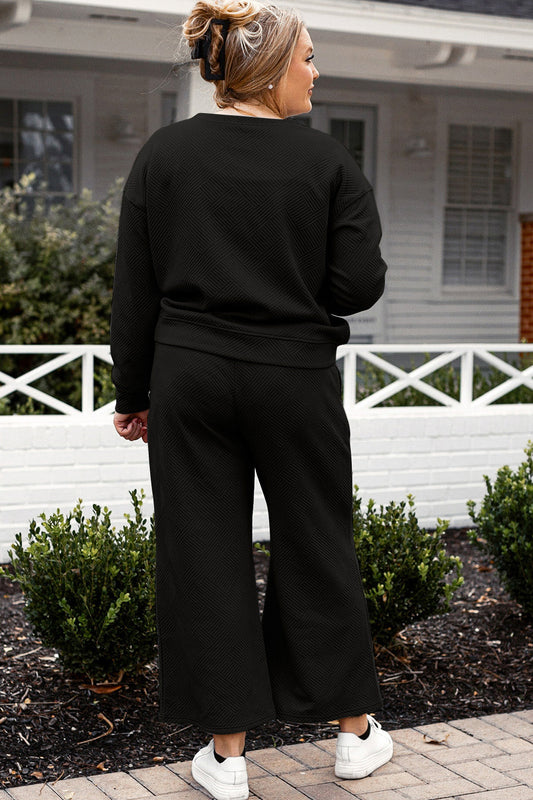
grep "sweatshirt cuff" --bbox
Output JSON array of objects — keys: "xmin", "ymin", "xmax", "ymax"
[{"xmin": 114, "ymin": 392, "xmax": 150, "ymax": 415}]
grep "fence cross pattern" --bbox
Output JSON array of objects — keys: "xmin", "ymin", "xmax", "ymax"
[{"xmin": 0, "ymin": 343, "xmax": 532, "ymax": 416}]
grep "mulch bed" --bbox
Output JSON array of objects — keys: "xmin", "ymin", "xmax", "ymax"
[{"xmin": 1, "ymin": 528, "xmax": 531, "ymax": 789}]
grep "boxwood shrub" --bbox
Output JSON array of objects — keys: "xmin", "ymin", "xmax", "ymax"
[
  {"xmin": 467, "ymin": 440, "xmax": 533, "ymax": 617},
  {"xmin": 0, "ymin": 490, "xmax": 155, "ymax": 683}
]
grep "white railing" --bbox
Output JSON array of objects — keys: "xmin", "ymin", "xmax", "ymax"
[
  {"xmin": 0, "ymin": 345, "xmax": 114, "ymax": 416},
  {"xmin": 336, "ymin": 343, "xmax": 533, "ymax": 413},
  {"xmin": 0, "ymin": 343, "xmax": 533, "ymax": 416}
]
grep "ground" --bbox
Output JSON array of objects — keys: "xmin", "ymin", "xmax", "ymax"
[{"xmin": 0, "ymin": 529, "xmax": 531, "ymax": 789}]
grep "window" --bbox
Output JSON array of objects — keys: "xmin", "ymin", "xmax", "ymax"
[
  {"xmin": 442, "ymin": 124, "xmax": 513, "ymax": 287},
  {"xmin": 309, "ymin": 104, "xmax": 376, "ymax": 185},
  {"xmin": 0, "ymin": 98, "xmax": 75, "ymax": 201},
  {"xmin": 330, "ymin": 118, "xmax": 365, "ymax": 171}
]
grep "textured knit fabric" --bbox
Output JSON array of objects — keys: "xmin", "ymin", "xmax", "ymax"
[
  {"xmin": 110, "ymin": 113, "xmax": 387, "ymax": 413},
  {"xmin": 148, "ymin": 344, "xmax": 383, "ymax": 732}
]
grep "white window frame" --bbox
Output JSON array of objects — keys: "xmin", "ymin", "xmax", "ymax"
[
  {"xmin": 431, "ymin": 98, "xmax": 519, "ymax": 302},
  {"xmin": 0, "ymin": 68, "xmax": 95, "ymax": 195}
]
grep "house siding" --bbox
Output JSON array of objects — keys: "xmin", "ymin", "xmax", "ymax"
[
  {"xmin": 379, "ymin": 86, "xmax": 523, "ymax": 343},
  {"xmin": 93, "ymin": 73, "xmax": 154, "ymax": 198}
]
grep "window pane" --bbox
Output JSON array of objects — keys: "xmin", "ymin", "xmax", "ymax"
[
  {"xmin": 45, "ymin": 132, "xmax": 73, "ymax": 159},
  {"xmin": 494, "ymin": 127, "xmax": 512, "ymax": 152},
  {"xmin": 19, "ymin": 130, "xmax": 45, "ymax": 159},
  {"xmin": 47, "ymin": 160, "xmax": 73, "ymax": 193},
  {"xmin": 0, "ymin": 99, "xmax": 13, "ymax": 128},
  {"xmin": 0, "ymin": 129, "xmax": 13, "ymax": 160},
  {"xmin": 18, "ymin": 101, "xmax": 46, "ymax": 130},
  {"xmin": 0, "ymin": 163, "xmax": 14, "ymax": 190},
  {"xmin": 330, "ymin": 119, "xmax": 364, "ymax": 169},
  {"xmin": 47, "ymin": 102, "xmax": 74, "ymax": 131}
]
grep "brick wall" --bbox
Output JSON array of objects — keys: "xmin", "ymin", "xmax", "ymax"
[
  {"xmin": 520, "ymin": 214, "xmax": 533, "ymax": 342},
  {"xmin": 1, "ymin": 408, "xmax": 531, "ymax": 561}
]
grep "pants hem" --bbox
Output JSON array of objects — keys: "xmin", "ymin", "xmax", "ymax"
[
  {"xmin": 274, "ymin": 704, "xmax": 384, "ymax": 724},
  {"xmin": 157, "ymin": 711, "xmax": 277, "ymax": 734}
]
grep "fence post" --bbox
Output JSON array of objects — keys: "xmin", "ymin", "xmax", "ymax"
[
  {"xmin": 343, "ymin": 350, "xmax": 357, "ymax": 413},
  {"xmin": 81, "ymin": 350, "xmax": 94, "ymax": 414},
  {"xmin": 460, "ymin": 348, "xmax": 474, "ymax": 406}
]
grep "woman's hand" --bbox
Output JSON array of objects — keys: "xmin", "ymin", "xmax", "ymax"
[{"xmin": 113, "ymin": 410, "xmax": 149, "ymax": 443}]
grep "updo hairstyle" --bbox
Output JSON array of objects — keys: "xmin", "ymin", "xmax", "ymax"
[{"xmin": 182, "ymin": 1, "xmax": 303, "ymax": 118}]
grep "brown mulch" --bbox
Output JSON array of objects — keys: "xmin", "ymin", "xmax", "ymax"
[{"xmin": 0, "ymin": 528, "xmax": 531, "ymax": 789}]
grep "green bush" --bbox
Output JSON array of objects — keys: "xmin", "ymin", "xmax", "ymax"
[
  {"xmin": 467, "ymin": 440, "xmax": 533, "ymax": 617},
  {"xmin": 352, "ymin": 489, "xmax": 463, "ymax": 645},
  {"xmin": 0, "ymin": 173, "xmax": 121, "ymax": 413},
  {"xmin": 0, "ymin": 490, "xmax": 156, "ymax": 682},
  {"xmin": 255, "ymin": 489, "xmax": 463, "ymax": 646}
]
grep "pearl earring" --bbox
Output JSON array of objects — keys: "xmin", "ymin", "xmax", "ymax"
[{"xmin": 268, "ymin": 84, "xmax": 274, "ymax": 89}]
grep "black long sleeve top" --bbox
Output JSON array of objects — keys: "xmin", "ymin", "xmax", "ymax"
[{"xmin": 110, "ymin": 112, "xmax": 387, "ymax": 413}]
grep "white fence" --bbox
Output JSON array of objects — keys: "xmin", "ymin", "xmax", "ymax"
[
  {"xmin": 1, "ymin": 343, "xmax": 533, "ymax": 414},
  {"xmin": 1, "ymin": 344, "xmax": 532, "ymax": 561}
]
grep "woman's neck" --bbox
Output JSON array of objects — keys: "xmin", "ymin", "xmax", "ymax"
[{"xmin": 215, "ymin": 102, "xmax": 283, "ymax": 119}]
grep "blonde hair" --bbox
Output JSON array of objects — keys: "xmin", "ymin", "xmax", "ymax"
[{"xmin": 182, "ymin": 1, "xmax": 304, "ymax": 118}]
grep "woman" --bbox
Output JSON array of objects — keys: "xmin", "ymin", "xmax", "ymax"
[{"xmin": 111, "ymin": 2, "xmax": 393, "ymax": 799}]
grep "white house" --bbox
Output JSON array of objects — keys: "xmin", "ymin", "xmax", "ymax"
[
  {"xmin": 1, "ymin": 0, "xmax": 533, "ymax": 344},
  {"xmin": 2, "ymin": 0, "xmax": 533, "ymax": 556}
]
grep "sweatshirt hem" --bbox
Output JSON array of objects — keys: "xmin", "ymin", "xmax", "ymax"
[{"xmin": 154, "ymin": 316, "xmax": 347, "ymax": 369}]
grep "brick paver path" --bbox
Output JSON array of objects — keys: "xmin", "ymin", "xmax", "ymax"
[{"xmin": 3, "ymin": 711, "xmax": 533, "ymax": 800}]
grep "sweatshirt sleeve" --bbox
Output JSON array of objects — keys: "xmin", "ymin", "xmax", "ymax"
[
  {"xmin": 110, "ymin": 187, "xmax": 161, "ymax": 414},
  {"xmin": 320, "ymin": 155, "xmax": 387, "ymax": 317}
]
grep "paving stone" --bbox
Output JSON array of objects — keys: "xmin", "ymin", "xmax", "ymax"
[
  {"xmin": 450, "ymin": 759, "xmax": 520, "ymax": 789},
  {"xmin": 448, "ymin": 717, "xmax": 513, "ymax": 742},
  {"xmin": 161, "ymin": 791, "xmax": 212, "ymax": 800},
  {"xmin": 389, "ymin": 728, "xmax": 441, "ymax": 754},
  {"xmin": 49, "ymin": 776, "xmax": 110, "ymax": 799},
  {"xmin": 313, "ymin": 739, "xmax": 337, "ymax": 756},
  {"xmin": 453, "ymin": 787, "xmax": 533, "ymax": 800},
  {"xmin": 128, "ymin": 765, "xmax": 190, "ymax": 794},
  {"xmin": 89, "ymin": 771, "xmax": 151, "ymax": 800},
  {"xmin": 481, "ymin": 752, "xmax": 533, "ymax": 772},
  {"xmin": 508, "ymin": 768, "xmax": 533, "ymax": 786},
  {"xmin": 424, "ymin": 742, "xmax": 505, "ymax": 765},
  {"xmin": 394, "ymin": 776, "xmax": 480, "ymax": 799},
  {"xmin": 248, "ymin": 774, "xmax": 311, "ymax": 799},
  {"xmin": 300, "ymin": 783, "xmax": 357, "ymax": 799},
  {"xmin": 355, "ymin": 792, "xmax": 419, "ymax": 800},
  {"xmin": 167, "ymin": 760, "xmax": 193, "ymax": 781},
  {"xmin": 338, "ymin": 770, "xmax": 423, "ymax": 794},
  {"xmin": 414, "ymin": 722, "xmax": 478, "ymax": 748},
  {"xmin": 0, "ymin": 793, "xmax": 12, "ymax": 800},
  {"xmin": 7, "ymin": 785, "xmax": 60, "ymax": 800},
  {"xmin": 283, "ymin": 766, "xmax": 338, "ymax": 787},
  {"xmin": 394, "ymin": 753, "xmax": 457, "ymax": 781},
  {"xmin": 517, "ymin": 710, "xmax": 533, "ymax": 724},
  {"xmin": 495, "ymin": 737, "xmax": 533, "ymax": 754},
  {"xmin": 246, "ymin": 748, "xmax": 305, "ymax": 774},
  {"xmin": 279, "ymin": 742, "xmax": 335, "ymax": 767},
  {"xmin": 480, "ymin": 713, "xmax": 533, "ymax": 739}
]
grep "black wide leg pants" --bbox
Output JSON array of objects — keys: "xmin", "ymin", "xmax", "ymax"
[{"xmin": 148, "ymin": 343, "xmax": 383, "ymax": 734}]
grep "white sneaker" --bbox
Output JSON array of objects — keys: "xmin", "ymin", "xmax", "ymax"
[
  {"xmin": 191, "ymin": 738, "xmax": 249, "ymax": 800},
  {"xmin": 335, "ymin": 715, "xmax": 394, "ymax": 779}
]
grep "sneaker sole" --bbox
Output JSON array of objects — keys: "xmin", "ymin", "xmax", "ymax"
[
  {"xmin": 335, "ymin": 741, "xmax": 394, "ymax": 780},
  {"xmin": 191, "ymin": 760, "xmax": 249, "ymax": 800}
]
